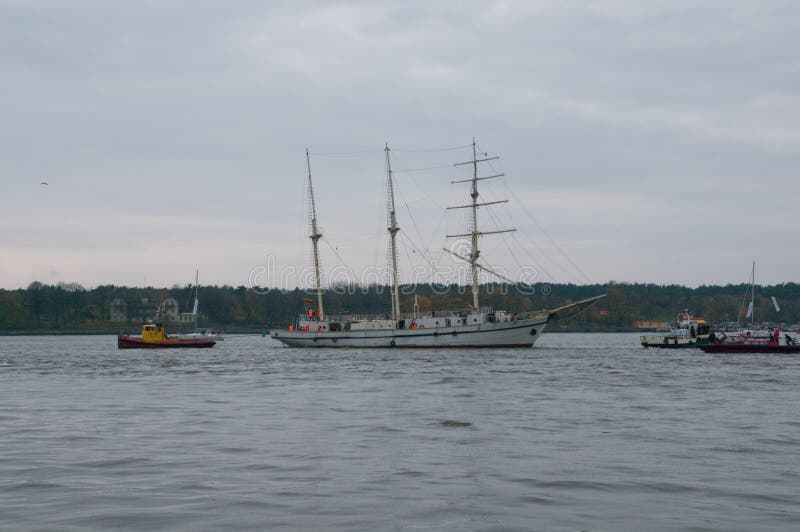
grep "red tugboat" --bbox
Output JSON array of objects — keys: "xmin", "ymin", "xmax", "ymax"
[
  {"xmin": 118, "ymin": 322, "xmax": 216, "ymax": 349},
  {"xmin": 699, "ymin": 329, "xmax": 800, "ymax": 354}
]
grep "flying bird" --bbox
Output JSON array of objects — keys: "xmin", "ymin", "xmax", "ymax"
[{"xmin": 40, "ymin": 180, "xmax": 49, "ymax": 186}]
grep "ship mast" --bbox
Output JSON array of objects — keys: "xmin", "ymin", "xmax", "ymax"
[
  {"xmin": 386, "ymin": 143, "xmax": 401, "ymax": 320},
  {"xmin": 306, "ymin": 149, "xmax": 324, "ymax": 321},
  {"xmin": 468, "ymin": 140, "xmax": 481, "ymax": 309},
  {"xmin": 447, "ymin": 138, "xmax": 515, "ymax": 310}
]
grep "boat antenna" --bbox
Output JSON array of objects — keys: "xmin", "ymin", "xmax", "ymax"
[
  {"xmin": 306, "ymin": 148, "xmax": 325, "ymax": 321},
  {"xmin": 446, "ymin": 137, "xmax": 514, "ymax": 310},
  {"xmin": 386, "ymin": 143, "xmax": 401, "ymax": 320}
]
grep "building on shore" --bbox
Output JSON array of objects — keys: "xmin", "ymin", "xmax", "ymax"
[{"xmin": 634, "ymin": 319, "xmax": 669, "ymax": 331}]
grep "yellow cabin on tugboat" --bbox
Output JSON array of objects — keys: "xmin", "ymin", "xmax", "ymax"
[{"xmin": 141, "ymin": 323, "xmax": 169, "ymax": 343}]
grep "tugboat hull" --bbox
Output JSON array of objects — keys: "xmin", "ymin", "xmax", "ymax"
[{"xmin": 117, "ymin": 335, "xmax": 216, "ymax": 349}]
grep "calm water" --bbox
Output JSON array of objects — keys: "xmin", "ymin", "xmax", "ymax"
[{"xmin": 1, "ymin": 333, "xmax": 800, "ymax": 531}]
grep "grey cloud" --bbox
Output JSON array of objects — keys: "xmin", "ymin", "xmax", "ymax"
[{"xmin": 1, "ymin": 1, "xmax": 798, "ymax": 288}]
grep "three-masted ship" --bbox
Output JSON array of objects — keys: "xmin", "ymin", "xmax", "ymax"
[{"xmin": 270, "ymin": 141, "xmax": 604, "ymax": 348}]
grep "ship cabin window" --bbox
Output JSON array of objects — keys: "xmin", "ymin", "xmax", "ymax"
[
  {"xmin": 473, "ymin": 318, "xmax": 478, "ymax": 323},
  {"xmin": 445, "ymin": 319, "xmax": 451, "ymax": 327}
]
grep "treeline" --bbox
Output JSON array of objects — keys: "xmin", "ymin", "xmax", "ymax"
[{"xmin": 1, "ymin": 281, "xmax": 799, "ymax": 333}]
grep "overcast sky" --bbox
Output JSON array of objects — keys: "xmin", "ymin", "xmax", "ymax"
[{"xmin": 1, "ymin": 0, "xmax": 798, "ymax": 290}]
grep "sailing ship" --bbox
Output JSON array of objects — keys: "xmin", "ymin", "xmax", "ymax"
[
  {"xmin": 270, "ymin": 140, "xmax": 604, "ymax": 348},
  {"xmin": 640, "ymin": 310, "xmax": 711, "ymax": 348},
  {"xmin": 699, "ymin": 262, "xmax": 799, "ymax": 353}
]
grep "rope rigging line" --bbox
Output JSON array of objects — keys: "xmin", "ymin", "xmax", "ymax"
[
  {"xmin": 399, "ymin": 186, "xmax": 436, "ymax": 262},
  {"xmin": 507, "ymin": 207, "xmax": 565, "ymax": 283},
  {"xmin": 500, "ymin": 178, "xmax": 593, "ymax": 284},
  {"xmin": 393, "ymin": 144, "xmax": 472, "ymax": 153},
  {"xmin": 321, "ymin": 237, "xmax": 352, "ymax": 271},
  {"xmin": 294, "ymin": 178, "xmax": 309, "ymax": 281},
  {"xmin": 308, "ymin": 149, "xmax": 385, "ymax": 158},
  {"xmin": 486, "ymin": 200, "xmax": 559, "ymax": 282},
  {"xmin": 397, "ymin": 164, "xmax": 448, "ymax": 211},
  {"xmin": 393, "ymin": 163, "xmax": 456, "ymax": 174},
  {"xmin": 505, "ymin": 231, "xmax": 557, "ymax": 284},
  {"xmin": 308, "ymin": 143, "xmax": 471, "ymax": 159},
  {"xmin": 398, "ymin": 231, "xmax": 434, "ymax": 270}
]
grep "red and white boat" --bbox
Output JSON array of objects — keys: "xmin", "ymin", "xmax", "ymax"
[
  {"xmin": 700, "ymin": 262, "xmax": 799, "ymax": 353},
  {"xmin": 700, "ymin": 329, "xmax": 800, "ymax": 354}
]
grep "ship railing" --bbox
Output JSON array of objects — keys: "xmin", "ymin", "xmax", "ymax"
[
  {"xmin": 294, "ymin": 314, "xmax": 392, "ymax": 322},
  {"xmin": 323, "ymin": 314, "xmax": 393, "ymax": 323},
  {"xmin": 302, "ymin": 308, "xmax": 547, "ymax": 324}
]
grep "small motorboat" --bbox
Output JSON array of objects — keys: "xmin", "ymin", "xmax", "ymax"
[
  {"xmin": 640, "ymin": 311, "xmax": 711, "ymax": 348},
  {"xmin": 118, "ymin": 322, "xmax": 216, "ymax": 349}
]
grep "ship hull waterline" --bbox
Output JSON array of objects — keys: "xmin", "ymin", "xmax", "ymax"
[
  {"xmin": 641, "ymin": 339, "xmax": 710, "ymax": 349},
  {"xmin": 699, "ymin": 344, "xmax": 800, "ymax": 354},
  {"xmin": 271, "ymin": 316, "xmax": 548, "ymax": 348}
]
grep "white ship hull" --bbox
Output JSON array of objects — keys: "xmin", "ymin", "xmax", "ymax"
[{"xmin": 271, "ymin": 315, "xmax": 548, "ymax": 348}]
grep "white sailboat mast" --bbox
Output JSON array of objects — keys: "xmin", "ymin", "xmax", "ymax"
[
  {"xmin": 385, "ymin": 143, "xmax": 401, "ymax": 320},
  {"xmin": 737, "ymin": 260, "xmax": 756, "ymax": 325},
  {"xmin": 750, "ymin": 261, "xmax": 755, "ymax": 323},
  {"xmin": 193, "ymin": 269, "xmax": 199, "ymax": 330},
  {"xmin": 306, "ymin": 149, "xmax": 325, "ymax": 321}
]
